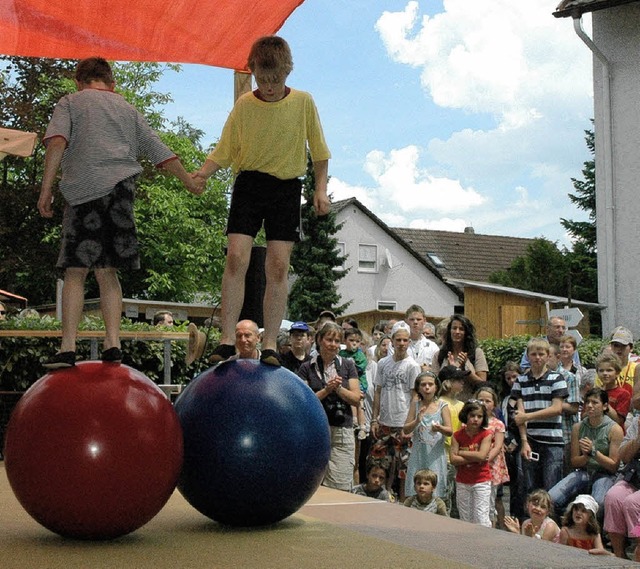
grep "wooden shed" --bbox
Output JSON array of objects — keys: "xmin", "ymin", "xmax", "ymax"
[{"xmin": 446, "ymin": 279, "xmax": 602, "ymax": 340}]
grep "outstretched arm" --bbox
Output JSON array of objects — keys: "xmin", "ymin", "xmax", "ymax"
[
  {"xmin": 194, "ymin": 158, "xmax": 222, "ymax": 182},
  {"xmin": 161, "ymin": 158, "xmax": 203, "ymax": 195}
]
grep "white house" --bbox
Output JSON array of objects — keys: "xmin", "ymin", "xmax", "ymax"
[
  {"xmin": 554, "ymin": 0, "xmax": 640, "ymax": 338},
  {"xmin": 331, "ymin": 198, "xmax": 535, "ymax": 319}
]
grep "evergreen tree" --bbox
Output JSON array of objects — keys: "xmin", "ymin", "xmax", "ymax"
[
  {"xmin": 561, "ymin": 127, "xmax": 597, "ymax": 303},
  {"xmin": 288, "ymin": 158, "xmax": 349, "ymax": 322}
]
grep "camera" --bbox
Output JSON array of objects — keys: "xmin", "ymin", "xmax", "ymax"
[{"xmin": 323, "ymin": 392, "xmax": 348, "ymax": 426}]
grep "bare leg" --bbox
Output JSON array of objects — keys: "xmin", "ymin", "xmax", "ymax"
[
  {"xmin": 261, "ymin": 240, "xmax": 294, "ymax": 352},
  {"xmin": 218, "ymin": 234, "xmax": 254, "ymax": 345},
  {"xmin": 609, "ymin": 533, "xmax": 626, "ymax": 558},
  {"xmin": 95, "ymin": 268, "xmax": 122, "ymax": 350},
  {"xmin": 60, "ymin": 268, "xmax": 89, "ymax": 353}
]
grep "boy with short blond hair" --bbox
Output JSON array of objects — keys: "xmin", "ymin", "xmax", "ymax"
[
  {"xmin": 595, "ymin": 352, "xmax": 629, "ymax": 427},
  {"xmin": 403, "ymin": 469, "xmax": 447, "ymax": 515},
  {"xmin": 194, "ymin": 36, "xmax": 331, "ymax": 368},
  {"xmin": 511, "ymin": 338, "xmax": 568, "ymax": 494}
]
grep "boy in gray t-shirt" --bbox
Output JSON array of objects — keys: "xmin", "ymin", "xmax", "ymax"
[{"xmin": 38, "ymin": 57, "xmax": 201, "ymax": 369}]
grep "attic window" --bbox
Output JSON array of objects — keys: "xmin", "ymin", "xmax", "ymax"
[
  {"xmin": 358, "ymin": 244, "xmax": 378, "ymax": 272},
  {"xmin": 427, "ymin": 253, "xmax": 445, "ymax": 267}
]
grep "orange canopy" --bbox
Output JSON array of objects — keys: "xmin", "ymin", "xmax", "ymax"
[{"xmin": 0, "ymin": 1, "xmax": 305, "ymax": 70}]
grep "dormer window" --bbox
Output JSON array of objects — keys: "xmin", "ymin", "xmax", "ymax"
[{"xmin": 427, "ymin": 253, "xmax": 445, "ymax": 267}]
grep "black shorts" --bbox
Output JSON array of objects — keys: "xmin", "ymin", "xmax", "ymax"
[
  {"xmin": 226, "ymin": 171, "xmax": 302, "ymax": 242},
  {"xmin": 57, "ymin": 177, "xmax": 140, "ymax": 270}
]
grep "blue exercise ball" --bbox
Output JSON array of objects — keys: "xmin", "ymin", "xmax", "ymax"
[{"xmin": 174, "ymin": 359, "xmax": 330, "ymax": 526}]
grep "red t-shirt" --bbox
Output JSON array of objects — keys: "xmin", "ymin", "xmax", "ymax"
[
  {"xmin": 453, "ymin": 427, "xmax": 492, "ymax": 484},
  {"xmin": 606, "ymin": 385, "xmax": 631, "ymax": 423}
]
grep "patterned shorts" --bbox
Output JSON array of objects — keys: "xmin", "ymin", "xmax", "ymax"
[
  {"xmin": 57, "ymin": 177, "xmax": 140, "ymax": 270},
  {"xmin": 368, "ymin": 425, "xmax": 411, "ymax": 480}
]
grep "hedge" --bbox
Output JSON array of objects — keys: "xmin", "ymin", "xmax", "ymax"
[
  {"xmin": 0, "ymin": 315, "xmax": 612, "ymax": 393},
  {"xmin": 0, "ymin": 315, "xmax": 215, "ymax": 391}
]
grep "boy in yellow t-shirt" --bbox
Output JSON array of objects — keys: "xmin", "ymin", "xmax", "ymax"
[{"xmin": 193, "ymin": 36, "xmax": 331, "ymax": 367}]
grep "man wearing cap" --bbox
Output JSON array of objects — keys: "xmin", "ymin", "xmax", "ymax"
[
  {"xmin": 600, "ymin": 327, "xmax": 640, "ymax": 396},
  {"xmin": 281, "ymin": 321, "xmax": 311, "ymax": 374}
]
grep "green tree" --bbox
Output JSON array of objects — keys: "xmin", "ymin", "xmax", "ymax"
[
  {"xmin": 126, "ymin": 130, "xmax": 228, "ymax": 302},
  {"xmin": 489, "ymin": 237, "xmax": 569, "ymax": 297},
  {"xmin": 562, "ymin": 127, "xmax": 597, "ymax": 304},
  {"xmin": 288, "ymin": 159, "xmax": 349, "ymax": 321},
  {"xmin": 0, "ymin": 57, "xmax": 229, "ymax": 305},
  {"xmin": 0, "ymin": 57, "xmax": 75, "ymax": 304}
]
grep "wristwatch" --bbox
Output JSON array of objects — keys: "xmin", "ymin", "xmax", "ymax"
[{"xmin": 589, "ymin": 447, "xmax": 597, "ymax": 457}]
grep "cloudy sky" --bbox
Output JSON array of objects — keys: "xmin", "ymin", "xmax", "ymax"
[{"xmin": 158, "ymin": 0, "xmax": 595, "ymax": 246}]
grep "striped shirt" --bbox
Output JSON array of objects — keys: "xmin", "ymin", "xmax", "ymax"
[
  {"xmin": 44, "ymin": 88, "xmax": 176, "ymax": 206},
  {"xmin": 511, "ymin": 369, "xmax": 568, "ymax": 446}
]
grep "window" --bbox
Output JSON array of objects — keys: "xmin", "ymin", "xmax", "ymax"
[
  {"xmin": 377, "ymin": 301, "xmax": 397, "ymax": 311},
  {"xmin": 427, "ymin": 252, "xmax": 445, "ymax": 267},
  {"xmin": 358, "ymin": 244, "xmax": 378, "ymax": 272},
  {"xmin": 335, "ymin": 242, "xmax": 346, "ymax": 271}
]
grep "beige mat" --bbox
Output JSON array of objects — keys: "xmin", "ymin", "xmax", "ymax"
[{"xmin": 1, "ymin": 465, "xmax": 636, "ymax": 568}]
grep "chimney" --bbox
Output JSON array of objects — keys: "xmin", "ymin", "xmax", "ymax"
[{"xmin": 464, "ymin": 226, "xmax": 475, "ymax": 234}]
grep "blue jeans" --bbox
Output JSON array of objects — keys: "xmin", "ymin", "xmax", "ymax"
[
  {"xmin": 523, "ymin": 441, "xmax": 564, "ymax": 495},
  {"xmin": 548, "ymin": 469, "xmax": 615, "ymax": 522}
]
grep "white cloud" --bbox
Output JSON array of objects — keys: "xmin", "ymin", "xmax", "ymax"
[
  {"xmin": 321, "ymin": 1, "xmax": 592, "ymax": 249},
  {"xmin": 363, "ymin": 146, "xmax": 484, "ymax": 214},
  {"xmin": 375, "ymin": 1, "xmax": 592, "ymax": 127},
  {"xmin": 363, "ymin": 1, "xmax": 593, "ymax": 247}
]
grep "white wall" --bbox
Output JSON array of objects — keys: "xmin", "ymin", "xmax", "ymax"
[
  {"xmin": 334, "ymin": 204, "xmax": 460, "ymax": 317},
  {"xmin": 593, "ymin": 5, "xmax": 640, "ymax": 338}
]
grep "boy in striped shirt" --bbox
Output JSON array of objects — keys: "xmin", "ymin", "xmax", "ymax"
[
  {"xmin": 38, "ymin": 57, "xmax": 201, "ymax": 369},
  {"xmin": 512, "ymin": 337, "xmax": 569, "ymax": 494}
]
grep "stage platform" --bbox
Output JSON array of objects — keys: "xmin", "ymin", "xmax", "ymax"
[{"xmin": 1, "ymin": 463, "xmax": 637, "ymax": 568}]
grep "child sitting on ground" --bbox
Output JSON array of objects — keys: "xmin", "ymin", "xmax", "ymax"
[
  {"xmin": 351, "ymin": 459, "xmax": 395, "ymax": 502},
  {"xmin": 403, "ymin": 469, "xmax": 447, "ymax": 515},
  {"xmin": 559, "ymin": 494, "xmax": 611, "ymax": 555},
  {"xmin": 504, "ymin": 489, "xmax": 560, "ymax": 541}
]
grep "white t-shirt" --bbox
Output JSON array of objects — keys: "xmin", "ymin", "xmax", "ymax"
[
  {"xmin": 407, "ymin": 336, "xmax": 439, "ymax": 367},
  {"xmin": 388, "ymin": 336, "xmax": 439, "ymax": 366},
  {"xmin": 374, "ymin": 355, "xmax": 421, "ymax": 427}
]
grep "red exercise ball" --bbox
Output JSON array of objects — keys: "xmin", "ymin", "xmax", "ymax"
[{"xmin": 4, "ymin": 361, "xmax": 183, "ymax": 540}]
